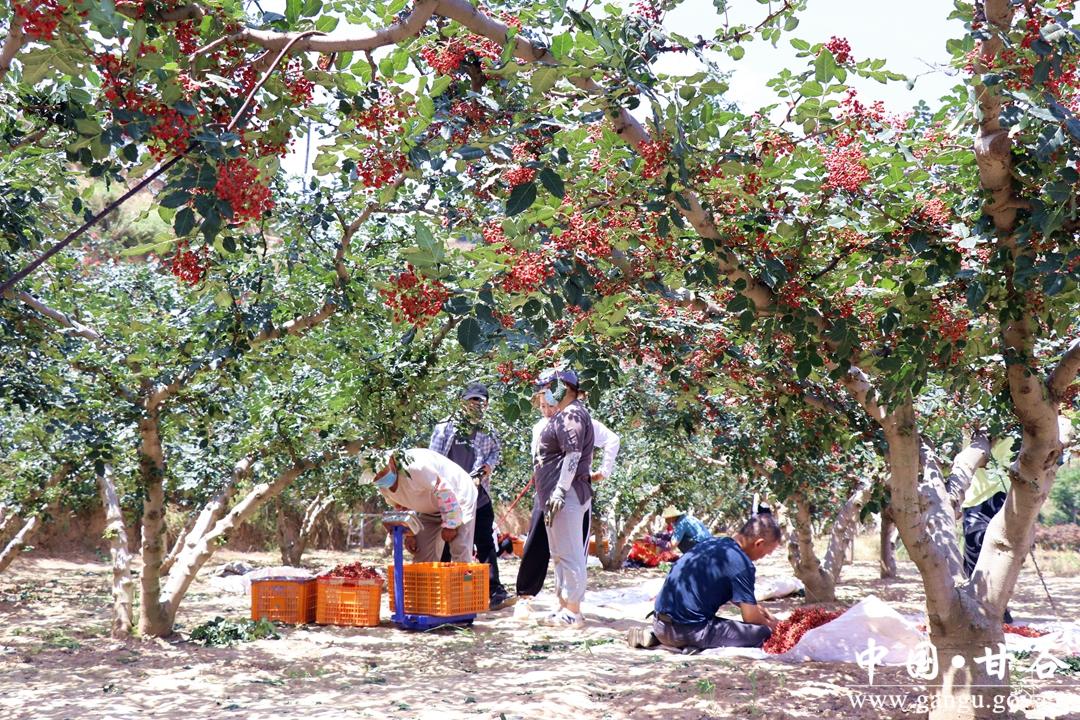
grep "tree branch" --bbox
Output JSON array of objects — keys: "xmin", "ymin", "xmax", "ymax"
[
  {"xmin": 0, "ymin": 22, "xmax": 25, "ymax": 83},
  {"xmin": 944, "ymin": 434, "xmax": 991, "ymax": 516},
  {"xmin": 6, "ymin": 290, "xmax": 105, "ymax": 343},
  {"xmin": 1047, "ymin": 337, "xmax": 1080, "ymax": 402}
]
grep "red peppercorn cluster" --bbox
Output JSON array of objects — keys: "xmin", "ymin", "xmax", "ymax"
[
  {"xmin": 380, "ymin": 265, "xmax": 450, "ymax": 326},
  {"xmin": 1003, "ymin": 624, "xmax": 1045, "ymax": 638},
  {"xmin": 496, "ymin": 360, "xmax": 534, "ymax": 385},
  {"xmin": 503, "ymin": 165, "xmax": 536, "ymax": 187},
  {"xmin": 283, "ymin": 57, "xmax": 314, "ymax": 106},
  {"xmin": 763, "ymin": 607, "xmax": 843, "ymax": 654},
  {"xmin": 481, "ymin": 222, "xmax": 553, "ymax": 294},
  {"xmin": 13, "ymin": 0, "xmax": 66, "ymax": 40},
  {"xmin": 318, "ymin": 562, "xmax": 382, "ymax": 584},
  {"xmin": 173, "ymin": 19, "xmax": 199, "ymax": 55},
  {"xmin": 822, "ymin": 140, "xmax": 870, "ymax": 193},
  {"xmin": 214, "ymin": 157, "xmax": 274, "ymax": 224},
  {"xmin": 632, "ymin": 0, "xmax": 662, "ymax": 23},
  {"xmin": 553, "ymin": 210, "xmax": 612, "ymax": 258},
  {"xmin": 929, "ymin": 299, "xmax": 969, "ymax": 343},
  {"xmin": 638, "ymin": 137, "xmax": 670, "ymax": 180},
  {"xmin": 351, "ymin": 92, "xmax": 410, "ymax": 189},
  {"xmin": 97, "ymin": 52, "xmax": 195, "ymax": 160},
  {"xmin": 168, "ymin": 242, "xmax": 210, "ymax": 285},
  {"xmin": 824, "ymin": 36, "xmax": 853, "ymax": 64}
]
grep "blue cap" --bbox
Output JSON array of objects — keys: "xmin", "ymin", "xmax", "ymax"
[{"xmin": 536, "ymin": 368, "xmax": 579, "ymax": 389}]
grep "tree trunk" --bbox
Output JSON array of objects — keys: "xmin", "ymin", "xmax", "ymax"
[
  {"xmin": 593, "ymin": 492, "xmax": 651, "ymax": 571},
  {"xmin": 0, "ymin": 463, "xmax": 71, "ymax": 574},
  {"xmin": 276, "ymin": 496, "xmax": 304, "ymax": 566},
  {"xmin": 160, "ymin": 478, "xmax": 240, "ymax": 577},
  {"xmin": 296, "ymin": 494, "xmax": 335, "ymax": 563},
  {"xmin": 879, "ymin": 506, "xmax": 897, "ymax": 579},
  {"xmin": 786, "ymin": 493, "xmax": 835, "ymax": 602},
  {"xmin": 0, "ymin": 515, "xmax": 41, "ymax": 573},
  {"xmin": 786, "ymin": 476, "xmax": 875, "ymax": 602},
  {"xmin": 98, "ymin": 466, "xmax": 134, "ymax": 639},
  {"xmin": 137, "ymin": 411, "xmax": 173, "ymax": 638}
]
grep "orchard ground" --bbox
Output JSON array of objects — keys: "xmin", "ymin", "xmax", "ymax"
[{"xmin": 1, "ymin": 541, "xmax": 1079, "ymax": 720}]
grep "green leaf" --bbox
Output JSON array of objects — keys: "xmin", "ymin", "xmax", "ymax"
[
  {"xmin": 815, "ymin": 50, "xmax": 836, "ymax": 83},
  {"xmin": 799, "ymin": 80, "xmax": 823, "ymax": 97},
  {"xmin": 213, "ymin": 290, "xmax": 233, "ymax": 308},
  {"xmin": 538, "ymin": 168, "xmax": 565, "ymax": 198},
  {"xmin": 127, "ymin": 21, "xmax": 146, "ymax": 64},
  {"xmin": 457, "ymin": 317, "xmax": 482, "ymax": 352},
  {"xmin": 531, "ymin": 67, "xmax": 559, "ymax": 94},
  {"xmin": 174, "ymin": 207, "xmax": 196, "ymax": 236},
  {"xmin": 315, "ymin": 14, "xmax": 338, "ymax": 32},
  {"xmin": 506, "ymin": 182, "xmax": 537, "ymax": 216},
  {"xmin": 551, "ymin": 33, "xmax": 573, "ymax": 58},
  {"xmin": 430, "ymin": 75, "xmax": 452, "ymax": 97},
  {"xmin": 286, "ymin": 0, "xmax": 301, "ymax": 24},
  {"xmin": 75, "ymin": 118, "xmax": 101, "ymax": 136},
  {"xmin": 417, "ymin": 94, "xmax": 434, "ymax": 119},
  {"xmin": 728, "ymin": 45, "xmax": 745, "ymax": 61},
  {"xmin": 160, "ymin": 191, "xmax": 191, "ymax": 209}
]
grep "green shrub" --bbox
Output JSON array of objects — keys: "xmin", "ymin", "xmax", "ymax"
[
  {"xmin": 1048, "ymin": 466, "xmax": 1080, "ymax": 525},
  {"xmin": 188, "ymin": 617, "xmax": 279, "ymax": 646}
]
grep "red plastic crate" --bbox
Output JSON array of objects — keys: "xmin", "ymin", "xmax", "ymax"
[
  {"xmin": 385, "ymin": 562, "xmax": 489, "ymax": 616},
  {"xmin": 315, "ymin": 577, "xmax": 383, "ymax": 627},
  {"xmin": 250, "ymin": 577, "xmax": 316, "ymax": 624}
]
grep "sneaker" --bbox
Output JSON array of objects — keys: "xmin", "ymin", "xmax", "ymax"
[
  {"xmin": 626, "ymin": 626, "xmax": 660, "ymax": 649},
  {"xmin": 512, "ymin": 598, "xmax": 534, "ymax": 621},
  {"xmin": 489, "ymin": 590, "xmax": 517, "ymax": 611},
  {"xmin": 537, "ymin": 609, "xmax": 585, "ymax": 628}
]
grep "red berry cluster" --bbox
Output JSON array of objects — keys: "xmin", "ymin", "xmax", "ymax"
[
  {"xmin": 496, "ymin": 361, "xmax": 534, "ymax": 385},
  {"xmin": 917, "ymin": 195, "xmax": 951, "ymax": 228},
  {"xmin": 173, "ymin": 19, "xmax": 199, "ymax": 55},
  {"xmin": 318, "ymin": 562, "xmax": 382, "ymax": 584},
  {"xmin": 929, "ymin": 299, "xmax": 969, "ymax": 343},
  {"xmin": 824, "ymin": 36, "xmax": 853, "ymax": 64},
  {"xmin": 419, "ymin": 32, "xmax": 501, "ymax": 76},
  {"xmin": 638, "ymin": 137, "xmax": 670, "ymax": 179},
  {"xmin": 97, "ymin": 52, "xmax": 195, "ymax": 160},
  {"xmin": 381, "ymin": 264, "xmax": 450, "ymax": 326},
  {"xmin": 763, "ymin": 607, "xmax": 843, "ymax": 654},
  {"xmin": 1003, "ymin": 624, "xmax": 1044, "ymax": 638},
  {"xmin": 837, "ymin": 89, "xmax": 887, "ymax": 131},
  {"xmin": 822, "ymin": 139, "xmax": 870, "ymax": 193},
  {"xmin": 169, "ymin": 242, "xmax": 209, "ymax": 285},
  {"xmin": 553, "ymin": 210, "xmax": 612, "ymax": 258},
  {"xmin": 503, "ymin": 166, "xmax": 536, "ymax": 187},
  {"xmin": 13, "ymin": 0, "xmax": 66, "ymax": 40},
  {"xmin": 352, "ymin": 92, "xmax": 410, "ymax": 189},
  {"xmin": 283, "ymin": 57, "xmax": 314, "ymax": 106},
  {"xmin": 214, "ymin": 157, "xmax": 274, "ymax": 224},
  {"xmin": 483, "ymin": 222, "xmax": 553, "ymax": 293},
  {"xmin": 632, "ymin": 0, "xmax": 661, "ymax": 23}
]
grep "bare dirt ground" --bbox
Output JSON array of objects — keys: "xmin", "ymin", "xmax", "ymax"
[{"xmin": 1, "ymin": 543, "xmax": 1078, "ymax": 720}]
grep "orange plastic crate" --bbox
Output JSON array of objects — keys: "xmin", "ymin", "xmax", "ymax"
[
  {"xmin": 588, "ymin": 538, "xmax": 609, "ymax": 557},
  {"xmin": 512, "ymin": 537, "xmax": 525, "ymax": 558},
  {"xmin": 315, "ymin": 577, "xmax": 383, "ymax": 627},
  {"xmin": 385, "ymin": 562, "xmax": 489, "ymax": 616},
  {"xmin": 250, "ymin": 577, "xmax": 316, "ymax": 624}
]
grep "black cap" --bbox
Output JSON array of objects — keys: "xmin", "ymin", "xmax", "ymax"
[{"xmin": 462, "ymin": 382, "xmax": 489, "ymax": 401}]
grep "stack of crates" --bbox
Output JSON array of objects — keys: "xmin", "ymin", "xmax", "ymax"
[{"xmin": 386, "ymin": 562, "xmax": 489, "ymax": 616}]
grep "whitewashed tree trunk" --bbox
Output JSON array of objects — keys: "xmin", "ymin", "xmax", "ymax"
[
  {"xmin": 787, "ymin": 475, "xmax": 875, "ymax": 602},
  {"xmin": 0, "ymin": 515, "xmax": 41, "ymax": 573},
  {"xmin": 97, "ymin": 466, "xmax": 134, "ymax": 639},
  {"xmin": 0, "ymin": 463, "xmax": 70, "ymax": 574},
  {"xmin": 879, "ymin": 506, "xmax": 897, "ymax": 579}
]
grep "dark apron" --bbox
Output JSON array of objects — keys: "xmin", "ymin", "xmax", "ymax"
[{"xmin": 447, "ymin": 431, "xmax": 489, "ymax": 508}]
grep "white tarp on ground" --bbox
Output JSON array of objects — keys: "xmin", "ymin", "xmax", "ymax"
[
  {"xmin": 586, "ymin": 580, "xmax": 1080, "ymax": 666},
  {"xmin": 207, "ymin": 566, "xmax": 314, "ymax": 595}
]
